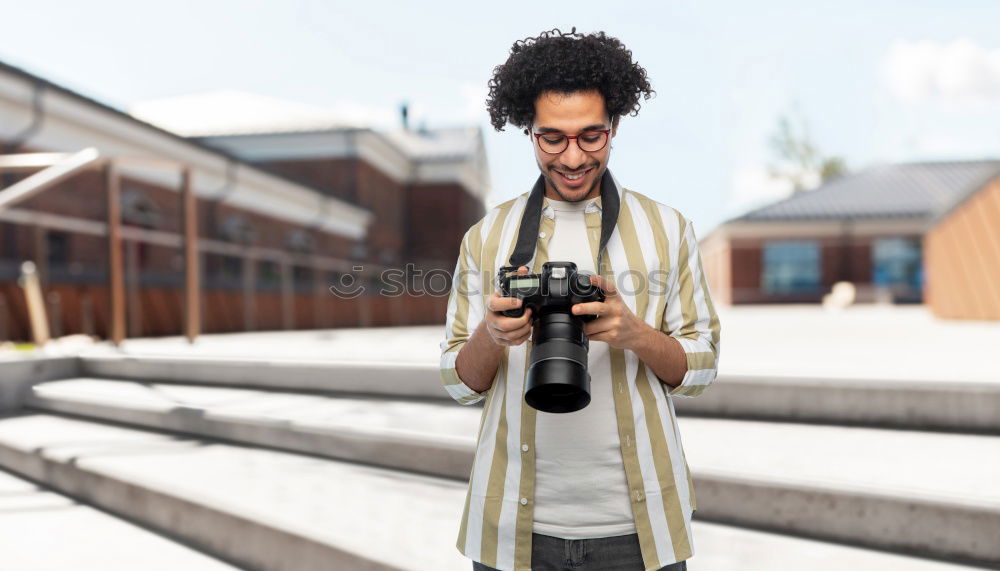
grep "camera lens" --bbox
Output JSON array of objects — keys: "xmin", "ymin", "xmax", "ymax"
[{"xmin": 524, "ymin": 312, "xmax": 591, "ymax": 413}]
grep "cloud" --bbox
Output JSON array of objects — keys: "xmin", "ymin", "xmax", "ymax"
[
  {"xmin": 883, "ymin": 39, "xmax": 1000, "ymax": 104},
  {"xmin": 892, "ymin": 133, "xmax": 1000, "ymax": 161}
]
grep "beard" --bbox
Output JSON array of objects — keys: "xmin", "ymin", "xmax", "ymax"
[{"xmin": 542, "ymin": 163, "xmax": 605, "ymax": 202}]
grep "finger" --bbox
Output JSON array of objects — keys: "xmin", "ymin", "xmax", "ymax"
[
  {"xmin": 517, "ymin": 265, "xmax": 529, "ymax": 274},
  {"xmin": 491, "ymin": 317, "xmax": 518, "ymax": 333},
  {"xmin": 583, "ymin": 319, "xmax": 613, "ymax": 336},
  {"xmin": 507, "ymin": 322, "xmax": 533, "ymax": 342},
  {"xmin": 493, "ymin": 308, "xmax": 532, "ymax": 332},
  {"xmin": 488, "ymin": 293, "xmax": 523, "ymax": 313},
  {"xmin": 510, "ymin": 332, "xmax": 532, "ymax": 346},
  {"xmin": 589, "ymin": 273, "xmax": 618, "ymax": 296},
  {"xmin": 588, "ymin": 332, "xmax": 613, "ymax": 344},
  {"xmin": 572, "ymin": 301, "xmax": 607, "ymax": 316}
]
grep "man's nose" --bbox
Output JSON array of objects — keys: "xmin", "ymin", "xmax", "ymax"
[{"xmin": 560, "ymin": 140, "xmax": 587, "ymax": 170}]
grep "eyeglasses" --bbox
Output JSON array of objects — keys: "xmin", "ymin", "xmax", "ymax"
[{"xmin": 532, "ymin": 129, "xmax": 611, "ymax": 154}]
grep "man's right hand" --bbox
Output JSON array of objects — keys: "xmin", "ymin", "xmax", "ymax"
[{"xmin": 485, "ymin": 265, "xmax": 533, "ymax": 347}]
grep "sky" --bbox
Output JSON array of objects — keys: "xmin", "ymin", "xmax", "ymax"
[{"xmin": 1, "ymin": 0, "xmax": 999, "ymax": 236}]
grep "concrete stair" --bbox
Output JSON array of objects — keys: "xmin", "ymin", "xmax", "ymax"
[
  {"xmin": 0, "ymin": 411, "xmax": 988, "ymax": 571},
  {"xmin": 0, "ymin": 355, "xmax": 997, "ymax": 569},
  {"xmin": 78, "ymin": 354, "xmax": 1000, "ymax": 433},
  {"xmin": 0, "ymin": 467, "xmax": 241, "ymax": 570}
]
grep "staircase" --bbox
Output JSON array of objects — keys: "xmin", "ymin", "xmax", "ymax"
[{"xmin": 0, "ymin": 352, "xmax": 997, "ymax": 570}]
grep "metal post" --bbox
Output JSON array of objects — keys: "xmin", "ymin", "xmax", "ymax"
[
  {"xmin": 357, "ymin": 276, "xmax": 371, "ymax": 328},
  {"xmin": 314, "ymin": 266, "xmax": 327, "ymax": 329},
  {"xmin": 33, "ymin": 225, "xmax": 48, "ymax": 287},
  {"xmin": 280, "ymin": 261, "xmax": 293, "ymax": 330},
  {"xmin": 105, "ymin": 162, "xmax": 126, "ymax": 346},
  {"xmin": 46, "ymin": 290, "xmax": 62, "ymax": 338},
  {"xmin": 181, "ymin": 168, "xmax": 200, "ymax": 343},
  {"xmin": 126, "ymin": 239, "xmax": 142, "ymax": 337},
  {"xmin": 242, "ymin": 251, "xmax": 256, "ymax": 331},
  {"xmin": 80, "ymin": 293, "xmax": 95, "ymax": 337},
  {"xmin": 0, "ymin": 292, "xmax": 8, "ymax": 342}
]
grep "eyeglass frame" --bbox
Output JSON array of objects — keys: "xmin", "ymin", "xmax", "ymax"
[{"xmin": 531, "ymin": 129, "xmax": 612, "ymax": 155}]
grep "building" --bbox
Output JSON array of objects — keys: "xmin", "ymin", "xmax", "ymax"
[
  {"xmin": 0, "ymin": 62, "xmax": 488, "ymax": 342},
  {"xmin": 129, "ymin": 90, "xmax": 489, "ymax": 267},
  {"xmin": 700, "ymin": 160, "xmax": 1000, "ymax": 320}
]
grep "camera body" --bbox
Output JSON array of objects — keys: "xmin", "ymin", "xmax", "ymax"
[
  {"xmin": 498, "ymin": 261, "xmax": 605, "ymax": 320},
  {"xmin": 497, "ymin": 261, "xmax": 606, "ymax": 413}
]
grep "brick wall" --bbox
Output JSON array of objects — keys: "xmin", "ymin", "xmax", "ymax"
[
  {"xmin": 0, "ymin": 147, "xmax": 477, "ymax": 341},
  {"xmin": 406, "ymin": 182, "xmax": 484, "ymax": 263},
  {"xmin": 256, "ymin": 156, "xmax": 406, "ymax": 264}
]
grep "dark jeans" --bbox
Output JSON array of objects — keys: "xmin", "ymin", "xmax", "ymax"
[{"xmin": 471, "ymin": 533, "xmax": 688, "ymax": 570}]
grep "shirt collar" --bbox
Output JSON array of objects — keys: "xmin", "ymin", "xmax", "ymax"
[{"xmin": 542, "ymin": 195, "xmax": 603, "ymax": 219}]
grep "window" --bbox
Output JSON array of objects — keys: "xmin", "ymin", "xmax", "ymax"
[
  {"xmin": 1, "ymin": 222, "xmax": 16, "ymax": 259},
  {"xmin": 221, "ymin": 256, "xmax": 242, "ymax": 281},
  {"xmin": 219, "ymin": 215, "xmax": 255, "ymax": 245},
  {"xmin": 873, "ymin": 237, "xmax": 922, "ymax": 289},
  {"xmin": 121, "ymin": 189, "xmax": 162, "ymax": 228},
  {"xmin": 258, "ymin": 260, "xmax": 280, "ymax": 291},
  {"xmin": 762, "ymin": 240, "xmax": 821, "ymax": 294},
  {"xmin": 293, "ymin": 266, "xmax": 314, "ymax": 292},
  {"xmin": 46, "ymin": 231, "xmax": 70, "ymax": 266},
  {"xmin": 204, "ymin": 254, "xmax": 243, "ymax": 290}
]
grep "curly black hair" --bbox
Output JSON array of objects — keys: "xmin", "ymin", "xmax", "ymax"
[{"xmin": 486, "ymin": 27, "xmax": 655, "ymax": 133}]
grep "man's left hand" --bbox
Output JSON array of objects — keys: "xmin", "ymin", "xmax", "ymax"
[{"xmin": 572, "ymin": 273, "xmax": 651, "ymax": 351}]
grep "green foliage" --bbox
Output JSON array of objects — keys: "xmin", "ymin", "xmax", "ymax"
[{"xmin": 768, "ymin": 114, "xmax": 847, "ymax": 192}]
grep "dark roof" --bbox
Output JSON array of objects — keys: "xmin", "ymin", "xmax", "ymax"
[{"xmin": 732, "ymin": 160, "xmax": 1000, "ymax": 223}]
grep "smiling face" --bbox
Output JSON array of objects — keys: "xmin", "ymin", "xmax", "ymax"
[{"xmin": 531, "ymin": 89, "xmax": 618, "ymax": 202}]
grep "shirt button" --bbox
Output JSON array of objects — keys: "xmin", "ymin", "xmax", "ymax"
[
  {"xmin": 521, "ymin": 444, "xmax": 529, "ymax": 452},
  {"xmin": 520, "ymin": 498, "xmax": 528, "ymax": 506},
  {"xmin": 538, "ymin": 232, "xmax": 546, "ymax": 238}
]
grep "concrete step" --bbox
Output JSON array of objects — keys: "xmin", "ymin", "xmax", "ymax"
[
  {"xmin": 681, "ymin": 418, "xmax": 1000, "ymax": 568},
  {"xmin": 27, "ymin": 377, "xmax": 476, "ymax": 479},
  {"xmin": 0, "ymin": 412, "xmax": 988, "ymax": 571},
  {"xmin": 0, "ymin": 467, "xmax": 241, "ymax": 571},
  {"xmin": 24, "ymin": 377, "xmax": 1000, "ymax": 567},
  {"xmin": 0, "ymin": 412, "xmax": 469, "ymax": 571},
  {"xmin": 681, "ymin": 374, "xmax": 1000, "ymax": 434},
  {"xmin": 688, "ymin": 520, "xmax": 989, "ymax": 571},
  {"xmin": 77, "ymin": 355, "xmax": 1000, "ymax": 433}
]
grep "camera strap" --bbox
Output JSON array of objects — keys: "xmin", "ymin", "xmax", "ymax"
[{"xmin": 505, "ymin": 168, "xmax": 620, "ymax": 273}]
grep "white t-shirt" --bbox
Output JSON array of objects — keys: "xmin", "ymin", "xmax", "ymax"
[{"xmin": 532, "ymin": 196, "xmax": 636, "ymax": 539}]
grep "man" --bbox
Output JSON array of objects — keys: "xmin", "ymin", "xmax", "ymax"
[{"xmin": 440, "ymin": 28, "xmax": 720, "ymax": 571}]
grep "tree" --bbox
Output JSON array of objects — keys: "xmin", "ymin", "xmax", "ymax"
[{"xmin": 768, "ymin": 114, "xmax": 847, "ymax": 193}]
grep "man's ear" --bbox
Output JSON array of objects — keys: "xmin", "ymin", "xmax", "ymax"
[{"xmin": 611, "ymin": 116, "xmax": 619, "ymax": 138}]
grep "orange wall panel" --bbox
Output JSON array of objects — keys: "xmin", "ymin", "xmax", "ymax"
[{"xmin": 926, "ymin": 177, "xmax": 1000, "ymax": 320}]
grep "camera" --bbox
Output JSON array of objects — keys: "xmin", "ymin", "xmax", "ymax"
[{"xmin": 497, "ymin": 261, "xmax": 606, "ymax": 413}]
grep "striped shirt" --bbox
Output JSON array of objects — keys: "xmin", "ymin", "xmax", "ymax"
[{"xmin": 439, "ymin": 172, "xmax": 722, "ymax": 571}]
